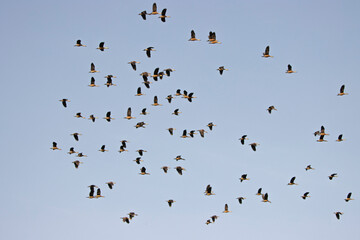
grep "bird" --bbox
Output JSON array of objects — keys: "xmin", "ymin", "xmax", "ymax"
[
  {"xmin": 144, "ymin": 47, "xmax": 155, "ymax": 58},
  {"xmin": 68, "ymin": 147, "xmax": 77, "ymax": 154},
  {"xmin": 139, "ymin": 10, "xmax": 147, "ymax": 20},
  {"xmin": 105, "ymin": 77, "xmax": 116, "ymax": 87},
  {"xmin": 206, "ymin": 219, "xmax": 212, "ymax": 225},
  {"xmin": 208, "ymin": 31, "xmax": 221, "ymax": 44},
  {"xmin": 124, "ymin": 107, "xmax": 135, "ymax": 120},
  {"xmin": 267, "ymin": 105, "xmax": 277, "ymax": 114},
  {"xmin": 128, "ymin": 212, "xmax": 138, "ymax": 220},
  {"xmin": 148, "ymin": 3, "xmax": 159, "ymax": 15},
  {"xmin": 198, "ymin": 129, "xmax": 207, "ymax": 138},
  {"xmin": 262, "ymin": 46, "xmax": 273, "ymax": 58},
  {"xmin": 142, "ymin": 79, "xmax": 152, "ymax": 89},
  {"xmin": 336, "ymin": 134, "xmax": 344, "ymax": 142},
  {"xmin": 106, "ymin": 182, "xmax": 115, "ymax": 189},
  {"xmin": 140, "ymin": 108, "xmax": 149, "ymax": 115},
  {"xmin": 337, "ymin": 85, "xmax": 348, "ymax": 96},
  {"xmin": 72, "ymin": 160, "xmax": 83, "ymax": 169},
  {"xmin": 334, "ymin": 212, "xmax": 343, "ymax": 220},
  {"xmin": 174, "ymin": 155, "xmax": 185, "ymax": 161},
  {"xmin": 317, "ymin": 135, "xmax": 327, "ymax": 142},
  {"xmin": 240, "ymin": 174, "xmax": 250, "ymax": 182},
  {"xmin": 167, "ymin": 199, "xmax": 175, "ymax": 207},
  {"xmin": 288, "ymin": 176, "xmax": 298, "ymax": 185},
  {"xmin": 121, "ymin": 217, "xmax": 130, "ymax": 224},
  {"xmin": 175, "ymin": 89, "xmax": 182, "ymax": 96},
  {"xmin": 286, "ymin": 64, "xmax": 296, "ymax": 73},
  {"xmin": 344, "ymin": 192, "xmax": 354, "ymax": 202},
  {"xmin": 104, "ymin": 111, "xmax": 114, "ymax": 122},
  {"xmin": 71, "ymin": 133, "xmax": 81, "ymax": 141},
  {"xmin": 180, "ymin": 129, "xmax": 188, "ymax": 138},
  {"xmin": 262, "ymin": 193, "xmax": 271, "ymax": 203},
  {"xmin": 87, "ymin": 185, "xmax": 97, "ymax": 199},
  {"xmin": 319, "ymin": 125, "xmax": 329, "ymax": 136},
  {"xmin": 161, "ymin": 166, "xmax": 170, "ymax": 173},
  {"xmin": 76, "ymin": 152, "xmax": 87, "ymax": 157},
  {"xmin": 88, "ymin": 114, "xmax": 97, "ymax": 122},
  {"xmin": 88, "ymin": 77, "xmax": 99, "ymax": 87},
  {"xmin": 204, "ymin": 184, "xmax": 215, "ymax": 196},
  {"xmin": 159, "ymin": 8, "xmax": 170, "ymax": 22},
  {"xmin": 256, "ymin": 188, "xmax": 262, "ymax": 196},
  {"xmin": 182, "ymin": 90, "xmax": 188, "ymax": 99},
  {"xmin": 166, "ymin": 95, "xmax": 174, "ymax": 103},
  {"xmin": 59, "ymin": 99, "xmax": 70, "ymax": 108},
  {"xmin": 328, "ymin": 173, "xmax": 338, "ymax": 180},
  {"xmin": 189, "ymin": 30, "xmax": 200, "ymax": 41},
  {"xmin": 89, "ymin": 63, "xmax": 99, "ymax": 73},
  {"xmin": 136, "ymin": 149, "xmax": 147, "ymax": 156},
  {"xmin": 217, "ymin": 66, "xmax": 228, "ymax": 75},
  {"xmin": 128, "ymin": 61, "xmax": 140, "ymax": 71},
  {"xmin": 237, "ymin": 197, "xmax": 246, "ymax": 204},
  {"xmin": 120, "ymin": 140, "xmax": 128, "ymax": 148},
  {"xmin": 139, "ymin": 167, "xmax": 150, "ymax": 175},
  {"xmin": 305, "ymin": 165, "xmax": 315, "ymax": 171},
  {"xmin": 135, "ymin": 122, "xmax": 147, "ymax": 128},
  {"xmin": 152, "ymin": 68, "xmax": 160, "ymax": 81},
  {"xmin": 167, "ymin": 128, "xmax": 175, "ymax": 135},
  {"xmin": 189, "ymin": 130, "xmax": 197, "ymax": 138},
  {"xmin": 133, "ymin": 157, "xmax": 143, "ymax": 164},
  {"xmin": 152, "ymin": 96, "xmax": 162, "ymax": 106},
  {"xmin": 207, "ymin": 122, "xmax": 216, "ymax": 131},
  {"xmin": 185, "ymin": 92, "xmax": 196, "ymax": 102},
  {"xmin": 135, "ymin": 87, "xmax": 145, "ymax": 96},
  {"xmin": 302, "ymin": 192, "xmax": 310, "ymax": 200},
  {"xmin": 95, "ymin": 188, "xmax": 104, "ymax": 198},
  {"xmin": 99, "ymin": 145, "xmax": 108, "ymax": 152},
  {"xmin": 118, "ymin": 145, "xmax": 128, "ymax": 153},
  {"xmin": 249, "ymin": 143, "xmax": 259, "ymax": 151},
  {"xmin": 96, "ymin": 42, "xmax": 108, "ymax": 51},
  {"xmin": 211, "ymin": 215, "xmax": 219, "ymax": 222},
  {"xmin": 164, "ymin": 68, "xmax": 175, "ymax": 76},
  {"xmin": 175, "ymin": 166, "xmax": 186, "ymax": 175},
  {"xmin": 172, "ymin": 109, "xmax": 181, "ymax": 116},
  {"xmin": 74, "ymin": 112, "xmax": 85, "ymax": 119},
  {"xmin": 239, "ymin": 135, "xmax": 249, "ymax": 145},
  {"xmin": 50, "ymin": 142, "xmax": 61, "ymax": 150},
  {"xmin": 74, "ymin": 39, "xmax": 86, "ymax": 47},
  {"xmin": 223, "ymin": 204, "xmax": 231, "ymax": 213}
]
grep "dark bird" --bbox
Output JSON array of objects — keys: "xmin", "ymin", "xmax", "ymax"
[
  {"xmin": 206, "ymin": 219, "xmax": 212, "ymax": 225},
  {"xmin": 136, "ymin": 149, "xmax": 147, "ymax": 156},
  {"xmin": 140, "ymin": 108, "xmax": 149, "ymax": 115},
  {"xmin": 207, "ymin": 122, "xmax": 216, "ymax": 131},
  {"xmin": 305, "ymin": 165, "xmax": 314, "ymax": 171},
  {"xmin": 189, "ymin": 30, "xmax": 200, "ymax": 41},
  {"xmin": 106, "ymin": 181, "xmax": 115, "ymax": 189},
  {"xmin": 74, "ymin": 39, "xmax": 86, "ymax": 47},
  {"xmin": 180, "ymin": 129, "xmax": 188, "ymax": 138},
  {"xmin": 167, "ymin": 128, "xmax": 175, "ymax": 135},
  {"xmin": 143, "ymin": 79, "xmax": 151, "ymax": 89},
  {"xmin": 161, "ymin": 166, "xmax": 170, "ymax": 173},
  {"xmin": 240, "ymin": 174, "xmax": 249, "ymax": 182},
  {"xmin": 139, "ymin": 10, "xmax": 147, "ymax": 20},
  {"xmin": 95, "ymin": 188, "xmax": 104, "ymax": 198},
  {"xmin": 76, "ymin": 152, "xmax": 87, "ymax": 157},
  {"xmin": 71, "ymin": 132, "xmax": 81, "ymax": 141},
  {"xmin": 223, "ymin": 204, "xmax": 231, "ymax": 213},
  {"xmin": 68, "ymin": 147, "xmax": 77, "ymax": 155},
  {"xmin": 105, "ymin": 76, "xmax": 116, "ymax": 87},
  {"xmin": 167, "ymin": 199, "xmax": 175, "ymax": 207},
  {"xmin": 139, "ymin": 167, "xmax": 150, "ymax": 175},
  {"xmin": 256, "ymin": 188, "xmax": 262, "ymax": 196},
  {"xmin": 118, "ymin": 145, "xmax": 128, "ymax": 153},
  {"xmin": 88, "ymin": 77, "xmax": 99, "ymax": 87},
  {"xmin": 217, "ymin": 66, "xmax": 228, "ymax": 75},
  {"xmin": 74, "ymin": 112, "xmax": 85, "ymax": 119},
  {"xmin": 144, "ymin": 47, "xmax": 155, "ymax": 58},
  {"xmin": 136, "ymin": 87, "xmax": 145, "ymax": 96},
  {"xmin": 128, "ymin": 61, "xmax": 140, "ymax": 71},
  {"xmin": 198, "ymin": 129, "xmax": 207, "ymax": 138},
  {"xmin": 189, "ymin": 130, "xmax": 196, "ymax": 138},
  {"xmin": 174, "ymin": 155, "xmax": 185, "ymax": 161},
  {"xmin": 328, "ymin": 173, "xmax": 337, "ymax": 180},
  {"xmin": 59, "ymin": 99, "xmax": 70, "ymax": 108},
  {"xmin": 186, "ymin": 92, "xmax": 196, "ymax": 102},
  {"xmin": 211, "ymin": 215, "xmax": 218, "ymax": 222},
  {"xmin": 208, "ymin": 31, "xmax": 221, "ymax": 44},
  {"xmin": 317, "ymin": 134, "xmax": 327, "ymax": 142},
  {"xmin": 104, "ymin": 111, "xmax": 114, "ymax": 122},
  {"xmin": 175, "ymin": 89, "xmax": 182, "ymax": 96},
  {"xmin": 320, "ymin": 125, "xmax": 329, "ymax": 136},
  {"xmin": 72, "ymin": 160, "xmax": 83, "ymax": 169},
  {"xmin": 124, "ymin": 107, "xmax": 135, "ymax": 120},
  {"xmin": 337, "ymin": 85, "xmax": 348, "ymax": 96},
  {"xmin": 344, "ymin": 192, "xmax": 354, "ymax": 202},
  {"xmin": 121, "ymin": 217, "xmax": 130, "ymax": 224},
  {"xmin": 97, "ymin": 42, "xmax": 108, "ymax": 51},
  {"xmin": 166, "ymin": 95, "xmax": 174, "ymax": 103},
  {"xmin": 164, "ymin": 68, "xmax": 175, "ymax": 76},
  {"xmin": 249, "ymin": 143, "xmax": 259, "ymax": 151},
  {"xmin": 88, "ymin": 114, "xmax": 97, "ymax": 122},
  {"xmin": 50, "ymin": 141, "xmax": 61, "ymax": 150},
  {"xmin": 286, "ymin": 64, "xmax": 296, "ymax": 73},
  {"xmin": 336, "ymin": 134, "xmax": 344, "ymax": 142},
  {"xmin": 302, "ymin": 192, "xmax": 310, "ymax": 200},
  {"xmin": 175, "ymin": 166, "xmax": 185, "ymax": 175},
  {"xmin": 134, "ymin": 157, "xmax": 143, "ymax": 164},
  {"xmin": 204, "ymin": 184, "xmax": 215, "ymax": 196},
  {"xmin": 334, "ymin": 212, "xmax": 343, "ymax": 220},
  {"xmin": 121, "ymin": 140, "xmax": 128, "ymax": 148},
  {"xmin": 262, "ymin": 46, "xmax": 273, "ymax": 58},
  {"xmin": 128, "ymin": 212, "xmax": 138, "ymax": 220},
  {"xmin": 239, "ymin": 135, "xmax": 248, "ymax": 145},
  {"xmin": 159, "ymin": 8, "xmax": 170, "ymax": 22},
  {"xmin": 267, "ymin": 105, "xmax": 277, "ymax": 114},
  {"xmin": 90, "ymin": 62, "xmax": 99, "ymax": 73},
  {"xmin": 135, "ymin": 122, "xmax": 147, "ymax": 128},
  {"xmin": 99, "ymin": 145, "xmax": 108, "ymax": 152},
  {"xmin": 288, "ymin": 176, "xmax": 298, "ymax": 185},
  {"xmin": 152, "ymin": 96, "xmax": 162, "ymax": 106},
  {"xmin": 237, "ymin": 197, "xmax": 246, "ymax": 204},
  {"xmin": 172, "ymin": 109, "xmax": 181, "ymax": 116},
  {"xmin": 262, "ymin": 193, "xmax": 271, "ymax": 203},
  {"xmin": 148, "ymin": 3, "xmax": 159, "ymax": 15},
  {"xmin": 152, "ymin": 68, "xmax": 160, "ymax": 81},
  {"xmin": 87, "ymin": 185, "xmax": 97, "ymax": 199}
]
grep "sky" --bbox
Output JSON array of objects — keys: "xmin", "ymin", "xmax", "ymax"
[{"xmin": 1, "ymin": 0, "xmax": 360, "ymax": 239}]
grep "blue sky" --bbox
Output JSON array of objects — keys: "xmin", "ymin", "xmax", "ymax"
[{"xmin": 1, "ymin": 0, "xmax": 359, "ymax": 239}]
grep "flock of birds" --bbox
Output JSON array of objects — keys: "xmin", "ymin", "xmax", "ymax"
[{"xmin": 51, "ymin": 3, "xmax": 354, "ymax": 224}]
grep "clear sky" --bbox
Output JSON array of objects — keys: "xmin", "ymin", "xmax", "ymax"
[{"xmin": 1, "ymin": 0, "xmax": 359, "ymax": 239}]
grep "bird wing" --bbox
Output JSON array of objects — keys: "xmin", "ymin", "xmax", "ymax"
[
  {"xmin": 127, "ymin": 107, "xmax": 132, "ymax": 117},
  {"xmin": 53, "ymin": 142, "xmax": 57, "ymax": 147},
  {"xmin": 347, "ymin": 192, "xmax": 352, "ymax": 198},
  {"xmin": 99, "ymin": 42, "xmax": 104, "ymax": 48},
  {"xmin": 91, "ymin": 63, "xmax": 95, "ymax": 71},
  {"xmin": 288, "ymin": 64, "xmax": 292, "ymax": 71},
  {"xmin": 290, "ymin": 177, "xmax": 296, "ymax": 184},
  {"xmin": 161, "ymin": 8, "xmax": 167, "ymax": 16},
  {"xmin": 137, "ymin": 87, "xmax": 141, "ymax": 94},
  {"xmin": 154, "ymin": 68, "xmax": 159, "ymax": 75},
  {"xmin": 76, "ymin": 40, "xmax": 81, "ymax": 45},
  {"xmin": 191, "ymin": 30, "xmax": 196, "ymax": 38},
  {"xmin": 90, "ymin": 77, "xmax": 95, "ymax": 84},
  {"xmin": 106, "ymin": 111, "xmax": 111, "ymax": 118},
  {"xmin": 152, "ymin": 3, "xmax": 157, "ymax": 12},
  {"xmin": 340, "ymin": 85, "xmax": 345, "ymax": 93}
]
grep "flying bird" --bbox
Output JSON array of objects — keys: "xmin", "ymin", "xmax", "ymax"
[
  {"xmin": 135, "ymin": 122, "xmax": 147, "ymax": 128},
  {"xmin": 124, "ymin": 107, "xmax": 135, "ymax": 120},
  {"xmin": 88, "ymin": 114, "xmax": 97, "ymax": 122},
  {"xmin": 71, "ymin": 133, "xmax": 81, "ymax": 141},
  {"xmin": 118, "ymin": 145, "xmax": 128, "ymax": 153},
  {"xmin": 164, "ymin": 68, "xmax": 175, "ymax": 76},
  {"xmin": 152, "ymin": 96, "xmax": 162, "ymax": 106},
  {"xmin": 204, "ymin": 184, "xmax": 215, "ymax": 196},
  {"xmin": 95, "ymin": 188, "xmax": 104, "ymax": 198},
  {"xmin": 139, "ymin": 10, "xmax": 147, "ymax": 20},
  {"xmin": 89, "ymin": 63, "xmax": 99, "ymax": 73},
  {"xmin": 105, "ymin": 77, "xmax": 116, "ymax": 87},
  {"xmin": 317, "ymin": 135, "xmax": 327, "ymax": 142},
  {"xmin": 189, "ymin": 130, "xmax": 197, "ymax": 138},
  {"xmin": 72, "ymin": 160, "xmax": 83, "ymax": 169},
  {"xmin": 99, "ymin": 145, "xmax": 108, "ymax": 152},
  {"xmin": 121, "ymin": 140, "xmax": 128, "ymax": 148},
  {"xmin": 76, "ymin": 152, "xmax": 87, "ymax": 157},
  {"xmin": 198, "ymin": 129, "xmax": 207, "ymax": 138},
  {"xmin": 128, "ymin": 61, "xmax": 140, "ymax": 71},
  {"xmin": 237, "ymin": 197, "xmax": 246, "ymax": 204},
  {"xmin": 262, "ymin": 46, "xmax": 273, "ymax": 58},
  {"xmin": 136, "ymin": 87, "xmax": 145, "ymax": 96},
  {"xmin": 59, "ymin": 99, "xmax": 70, "ymax": 108},
  {"xmin": 249, "ymin": 143, "xmax": 259, "ymax": 151},
  {"xmin": 286, "ymin": 64, "xmax": 296, "ymax": 73},
  {"xmin": 167, "ymin": 199, "xmax": 175, "ymax": 207},
  {"xmin": 166, "ymin": 95, "xmax": 174, "ymax": 103},
  {"xmin": 217, "ymin": 66, "xmax": 228, "ymax": 75},
  {"xmin": 144, "ymin": 47, "xmax": 155, "ymax": 58},
  {"xmin": 74, "ymin": 39, "xmax": 86, "ymax": 47},
  {"xmin": 140, "ymin": 108, "xmax": 149, "ymax": 115},
  {"xmin": 106, "ymin": 182, "xmax": 115, "ymax": 189},
  {"xmin": 148, "ymin": 3, "xmax": 159, "ymax": 15},
  {"xmin": 128, "ymin": 212, "xmax": 138, "ymax": 220},
  {"xmin": 223, "ymin": 204, "xmax": 231, "ymax": 213},
  {"xmin": 159, "ymin": 8, "xmax": 170, "ymax": 22},
  {"xmin": 104, "ymin": 111, "xmax": 114, "ymax": 122},
  {"xmin": 344, "ymin": 192, "xmax": 354, "ymax": 202},
  {"xmin": 189, "ymin": 30, "xmax": 200, "ymax": 41},
  {"xmin": 175, "ymin": 166, "xmax": 185, "ymax": 175},
  {"xmin": 211, "ymin": 215, "xmax": 218, "ymax": 222},
  {"xmin": 337, "ymin": 85, "xmax": 348, "ymax": 96},
  {"xmin": 167, "ymin": 128, "xmax": 175, "ymax": 135},
  {"xmin": 68, "ymin": 147, "xmax": 77, "ymax": 155},
  {"xmin": 256, "ymin": 188, "xmax": 262, "ymax": 196},
  {"xmin": 334, "ymin": 212, "xmax": 343, "ymax": 220},
  {"xmin": 288, "ymin": 176, "xmax": 298, "ymax": 185},
  {"xmin": 136, "ymin": 149, "xmax": 147, "ymax": 156},
  {"xmin": 208, "ymin": 31, "xmax": 221, "ymax": 44},
  {"xmin": 262, "ymin": 193, "xmax": 271, "ymax": 203},
  {"xmin": 239, "ymin": 135, "xmax": 248, "ymax": 145},
  {"xmin": 88, "ymin": 77, "xmax": 99, "ymax": 87},
  {"xmin": 305, "ymin": 165, "xmax": 315, "ymax": 171},
  {"xmin": 152, "ymin": 68, "xmax": 160, "ymax": 81},
  {"xmin": 267, "ymin": 105, "xmax": 277, "ymax": 114},
  {"xmin": 161, "ymin": 166, "xmax": 170, "ymax": 173},
  {"xmin": 207, "ymin": 122, "xmax": 216, "ymax": 131},
  {"xmin": 139, "ymin": 167, "xmax": 150, "ymax": 175},
  {"xmin": 328, "ymin": 173, "xmax": 337, "ymax": 180},
  {"xmin": 74, "ymin": 112, "xmax": 85, "ymax": 119},
  {"xmin": 240, "ymin": 174, "xmax": 249, "ymax": 182},
  {"xmin": 180, "ymin": 129, "xmax": 188, "ymax": 138},
  {"xmin": 336, "ymin": 134, "xmax": 344, "ymax": 142},
  {"xmin": 302, "ymin": 192, "xmax": 310, "ymax": 200},
  {"xmin": 174, "ymin": 155, "xmax": 185, "ymax": 161},
  {"xmin": 96, "ymin": 42, "xmax": 108, "ymax": 51},
  {"xmin": 172, "ymin": 109, "xmax": 181, "ymax": 116},
  {"xmin": 50, "ymin": 142, "xmax": 61, "ymax": 150},
  {"xmin": 134, "ymin": 157, "xmax": 143, "ymax": 164},
  {"xmin": 121, "ymin": 217, "xmax": 130, "ymax": 224},
  {"xmin": 87, "ymin": 185, "xmax": 97, "ymax": 199}
]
